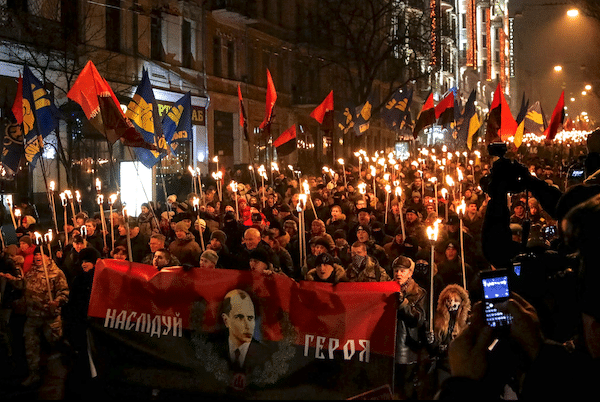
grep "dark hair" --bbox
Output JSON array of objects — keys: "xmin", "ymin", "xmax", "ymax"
[
  {"xmin": 112, "ymin": 245, "xmax": 128, "ymax": 256},
  {"xmin": 154, "ymin": 248, "xmax": 172, "ymax": 262},
  {"xmin": 222, "ymin": 289, "xmax": 251, "ymax": 315}
]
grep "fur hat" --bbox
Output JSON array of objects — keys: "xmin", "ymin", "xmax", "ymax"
[
  {"xmin": 392, "ymin": 255, "xmax": 415, "ymax": 272},
  {"xmin": 200, "ymin": 249, "xmax": 219, "ymax": 265},
  {"xmin": 434, "ymin": 284, "xmax": 471, "ymax": 341}
]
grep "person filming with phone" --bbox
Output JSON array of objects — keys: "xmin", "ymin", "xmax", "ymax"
[{"xmin": 435, "ymin": 143, "xmax": 600, "ymax": 399}]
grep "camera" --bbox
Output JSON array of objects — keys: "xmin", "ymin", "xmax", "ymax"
[
  {"xmin": 480, "ymin": 144, "xmax": 529, "ymax": 195},
  {"xmin": 480, "ymin": 268, "xmax": 513, "ymax": 331},
  {"xmin": 544, "ymin": 225, "xmax": 557, "ymax": 240}
]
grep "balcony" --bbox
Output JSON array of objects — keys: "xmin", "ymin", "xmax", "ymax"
[
  {"xmin": 0, "ymin": 6, "xmax": 74, "ymax": 51},
  {"xmin": 211, "ymin": 0, "xmax": 258, "ymax": 24}
]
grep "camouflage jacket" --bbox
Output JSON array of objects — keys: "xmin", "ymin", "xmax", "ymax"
[{"xmin": 20, "ymin": 260, "xmax": 69, "ymax": 318}]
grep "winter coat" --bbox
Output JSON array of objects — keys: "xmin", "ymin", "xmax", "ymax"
[
  {"xmin": 168, "ymin": 232, "xmax": 202, "ymax": 266},
  {"xmin": 347, "ymin": 255, "xmax": 391, "ymax": 282},
  {"xmin": 19, "ymin": 260, "xmax": 69, "ymax": 318},
  {"xmin": 396, "ymin": 278, "xmax": 427, "ymax": 365},
  {"xmin": 305, "ymin": 263, "xmax": 348, "ymax": 284},
  {"xmin": 138, "ymin": 211, "xmax": 159, "ymax": 237}
]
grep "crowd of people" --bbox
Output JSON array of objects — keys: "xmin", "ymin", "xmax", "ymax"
[{"xmin": 0, "ymin": 134, "xmax": 599, "ymax": 399}]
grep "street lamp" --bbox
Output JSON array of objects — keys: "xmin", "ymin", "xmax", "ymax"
[
  {"xmin": 554, "ymin": 65, "xmax": 563, "ymax": 72},
  {"xmin": 567, "ymin": 9, "xmax": 579, "ymax": 18}
]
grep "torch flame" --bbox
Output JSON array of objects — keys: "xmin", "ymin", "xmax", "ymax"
[
  {"xmin": 358, "ymin": 182, "xmax": 367, "ymax": 194},
  {"xmin": 297, "ymin": 194, "xmax": 307, "ymax": 212},
  {"xmin": 426, "ymin": 219, "xmax": 442, "ymax": 241},
  {"xmin": 446, "ymin": 175, "xmax": 454, "ymax": 187},
  {"xmin": 456, "ymin": 199, "xmax": 466, "ymax": 216},
  {"xmin": 302, "ymin": 180, "xmax": 310, "ymax": 194}
]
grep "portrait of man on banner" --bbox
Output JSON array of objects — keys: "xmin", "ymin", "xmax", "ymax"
[{"xmin": 217, "ymin": 289, "xmax": 271, "ymax": 375}]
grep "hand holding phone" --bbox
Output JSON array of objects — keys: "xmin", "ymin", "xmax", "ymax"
[{"xmin": 480, "ymin": 269, "xmax": 513, "ymax": 332}]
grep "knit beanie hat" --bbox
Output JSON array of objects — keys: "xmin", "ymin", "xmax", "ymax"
[
  {"xmin": 210, "ymin": 230, "xmax": 227, "ymax": 245},
  {"xmin": 200, "ymin": 249, "xmax": 219, "ymax": 265},
  {"xmin": 19, "ymin": 236, "xmax": 32, "ymax": 246},
  {"xmin": 175, "ymin": 221, "xmax": 189, "ymax": 233}
]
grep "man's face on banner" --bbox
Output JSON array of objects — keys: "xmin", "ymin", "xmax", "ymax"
[{"xmin": 223, "ymin": 293, "xmax": 256, "ymax": 348}]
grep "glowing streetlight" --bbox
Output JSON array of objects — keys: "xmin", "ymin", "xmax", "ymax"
[
  {"xmin": 554, "ymin": 65, "xmax": 563, "ymax": 72},
  {"xmin": 567, "ymin": 9, "xmax": 579, "ymax": 18}
]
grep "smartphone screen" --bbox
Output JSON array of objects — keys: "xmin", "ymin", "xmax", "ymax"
[
  {"xmin": 512, "ymin": 263, "xmax": 521, "ymax": 277},
  {"xmin": 481, "ymin": 271, "xmax": 513, "ymax": 328}
]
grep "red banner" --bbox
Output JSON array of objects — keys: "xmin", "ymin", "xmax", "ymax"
[{"xmin": 87, "ymin": 260, "xmax": 399, "ymax": 398}]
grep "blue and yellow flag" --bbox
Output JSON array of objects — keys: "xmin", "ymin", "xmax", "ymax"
[
  {"xmin": 382, "ymin": 86, "xmax": 412, "ymax": 130},
  {"xmin": 126, "ymin": 69, "xmax": 167, "ymax": 169},
  {"xmin": 21, "ymin": 65, "xmax": 60, "ymax": 168},
  {"xmin": 162, "ymin": 92, "xmax": 192, "ymax": 157},
  {"xmin": 353, "ymin": 94, "xmax": 375, "ymax": 136},
  {"xmin": 337, "ymin": 103, "xmax": 356, "ymax": 134}
]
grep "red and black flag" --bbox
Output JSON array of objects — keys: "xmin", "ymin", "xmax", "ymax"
[
  {"xmin": 435, "ymin": 90, "xmax": 455, "ymax": 127},
  {"xmin": 413, "ymin": 92, "xmax": 435, "ymax": 138},
  {"xmin": 310, "ymin": 90, "xmax": 334, "ymax": 125},
  {"xmin": 273, "ymin": 124, "xmax": 297, "ymax": 157},
  {"xmin": 259, "ymin": 69, "xmax": 277, "ymax": 131},
  {"xmin": 238, "ymin": 84, "xmax": 249, "ymax": 142},
  {"xmin": 67, "ymin": 60, "xmax": 156, "ymax": 150},
  {"xmin": 545, "ymin": 91, "xmax": 565, "ymax": 141},
  {"xmin": 485, "ymin": 83, "xmax": 517, "ymax": 143}
]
